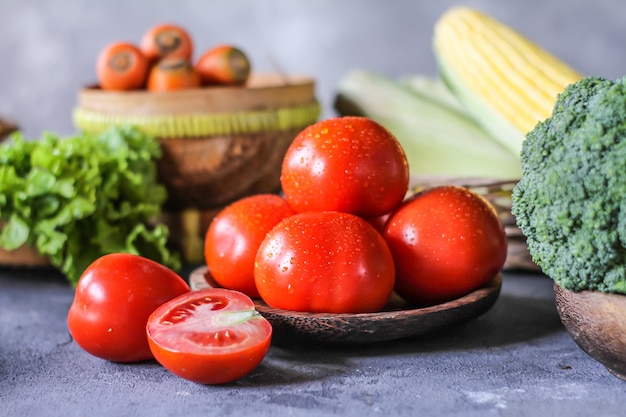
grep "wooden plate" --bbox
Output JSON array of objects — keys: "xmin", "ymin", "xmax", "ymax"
[{"xmin": 189, "ymin": 266, "xmax": 502, "ymax": 345}]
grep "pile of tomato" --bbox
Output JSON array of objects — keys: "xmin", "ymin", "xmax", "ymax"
[
  {"xmin": 206, "ymin": 116, "xmax": 508, "ymax": 311},
  {"xmin": 95, "ymin": 23, "xmax": 251, "ymax": 92},
  {"xmin": 67, "ymin": 116, "xmax": 508, "ymax": 385}
]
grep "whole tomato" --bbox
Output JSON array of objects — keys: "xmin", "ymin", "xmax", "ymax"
[
  {"xmin": 204, "ymin": 194, "xmax": 295, "ymax": 298},
  {"xmin": 280, "ymin": 116, "xmax": 409, "ymax": 218},
  {"xmin": 146, "ymin": 288, "xmax": 272, "ymax": 385},
  {"xmin": 195, "ymin": 44, "xmax": 251, "ymax": 86},
  {"xmin": 96, "ymin": 42, "xmax": 148, "ymax": 91},
  {"xmin": 147, "ymin": 57, "xmax": 200, "ymax": 92},
  {"xmin": 140, "ymin": 23, "xmax": 193, "ymax": 63},
  {"xmin": 383, "ymin": 186, "xmax": 507, "ymax": 306},
  {"xmin": 254, "ymin": 211, "xmax": 395, "ymax": 313},
  {"xmin": 67, "ymin": 253, "xmax": 190, "ymax": 362}
]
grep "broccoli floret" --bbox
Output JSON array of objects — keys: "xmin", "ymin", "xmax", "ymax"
[{"xmin": 512, "ymin": 75, "xmax": 626, "ymax": 294}]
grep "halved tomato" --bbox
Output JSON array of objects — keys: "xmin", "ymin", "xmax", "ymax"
[{"xmin": 146, "ymin": 288, "xmax": 272, "ymax": 385}]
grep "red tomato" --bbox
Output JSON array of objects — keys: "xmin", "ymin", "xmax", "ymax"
[
  {"xmin": 67, "ymin": 253, "xmax": 190, "ymax": 362},
  {"xmin": 365, "ymin": 212, "xmax": 391, "ymax": 234},
  {"xmin": 96, "ymin": 42, "xmax": 148, "ymax": 91},
  {"xmin": 195, "ymin": 44, "xmax": 251, "ymax": 86},
  {"xmin": 280, "ymin": 116, "xmax": 409, "ymax": 218},
  {"xmin": 146, "ymin": 57, "xmax": 200, "ymax": 92},
  {"xmin": 204, "ymin": 194, "xmax": 296, "ymax": 298},
  {"xmin": 140, "ymin": 23, "xmax": 193, "ymax": 63},
  {"xmin": 146, "ymin": 288, "xmax": 272, "ymax": 385},
  {"xmin": 254, "ymin": 211, "xmax": 395, "ymax": 313},
  {"xmin": 383, "ymin": 185, "xmax": 507, "ymax": 306}
]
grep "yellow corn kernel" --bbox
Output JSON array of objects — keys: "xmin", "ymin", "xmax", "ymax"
[{"xmin": 433, "ymin": 7, "xmax": 583, "ymax": 135}]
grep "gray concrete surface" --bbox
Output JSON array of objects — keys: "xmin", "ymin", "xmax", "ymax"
[
  {"xmin": 2, "ymin": 0, "xmax": 626, "ymax": 138},
  {"xmin": 1, "ymin": 267, "xmax": 625, "ymax": 416}
]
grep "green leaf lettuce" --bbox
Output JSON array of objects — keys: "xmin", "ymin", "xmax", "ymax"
[{"xmin": 0, "ymin": 126, "xmax": 180, "ymax": 286}]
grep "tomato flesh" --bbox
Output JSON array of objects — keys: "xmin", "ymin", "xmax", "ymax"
[
  {"xmin": 383, "ymin": 186, "xmax": 507, "ymax": 306},
  {"xmin": 146, "ymin": 288, "xmax": 272, "ymax": 385}
]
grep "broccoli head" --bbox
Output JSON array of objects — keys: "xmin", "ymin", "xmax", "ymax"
[{"xmin": 512, "ymin": 75, "xmax": 626, "ymax": 294}]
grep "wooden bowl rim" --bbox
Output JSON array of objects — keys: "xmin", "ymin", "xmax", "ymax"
[
  {"xmin": 190, "ymin": 265, "xmax": 501, "ymax": 317},
  {"xmin": 553, "ymin": 282, "xmax": 626, "ymax": 303},
  {"xmin": 78, "ymin": 73, "xmax": 315, "ymax": 97},
  {"xmin": 76, "ymin": 73, "xmax": 318, "ymax": 117},
  {"xmin": 189, "ymin": 265, "xmax": 502, "ymax": 344}
]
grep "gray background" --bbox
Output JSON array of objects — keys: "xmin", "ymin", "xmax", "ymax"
[{"xmin": 2, "ymin": 0, "xmax": 625, "ymax": 139}]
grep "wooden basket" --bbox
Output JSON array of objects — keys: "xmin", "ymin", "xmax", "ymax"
[
  {"xmin": 0, "ymin": 117, "xmax": 17, "ymax": 142},
  {"xmin": 411, "ymin": 176, "xmax": 539, "ymax": 272},
  {"xmin": 73, "ymin": 73, "xmax": 321, "ymax": 210}
]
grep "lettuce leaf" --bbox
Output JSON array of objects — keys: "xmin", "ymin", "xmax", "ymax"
[{"xmin": 0, "ymin": 126, "xmax": 180, "ymax": 286}]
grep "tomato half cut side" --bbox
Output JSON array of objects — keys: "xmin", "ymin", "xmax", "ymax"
[{"xmin": 146, "ymin": 288, "xmax": 272, "ymax": 385}]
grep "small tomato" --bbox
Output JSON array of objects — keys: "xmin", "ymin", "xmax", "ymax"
[
  {"xmin": 140, "ymin": 23, "xmax": 193, "ymax": 63},
  {"xmin": 96, "ymin": 42, "xmax": 148, "ymax": 91},
  {"xmin": 147, "ymin": 57, "xmax": 200, "ymax": 92},
  {"xmin": 195, "ymin": 44, "xmax": 251, "ymax": 86},
  {"xmin": 204, "ymin": 194, "xmax": 295, "ymax": 298}
]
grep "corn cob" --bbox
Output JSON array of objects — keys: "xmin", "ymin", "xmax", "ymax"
[
  {"xmin": 334, "ymin": 70, "xmax": 522, "ymax": 179},
  {"xmin": 433, "ymin": 7, "xmax": 582, "ymax": 155}
]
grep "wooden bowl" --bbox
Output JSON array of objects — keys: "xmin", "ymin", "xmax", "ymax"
[
  {"xmin": 0, "ymin": 244, "xmax": 50, "ymax": 267},
  {"xmin": 73, "ymin": 73, "xmax": 321, "ymax": 211},
  {"xmin": 189, "ymin": 266, "xmax": 502, "ymax": 345},
  {"xmin": 554, "ymin": 283, "xmax": 626, "ymax": 380},
  {"xmin": 0, "ymin": 117, "xmax": 17, "ymax": 142}
]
